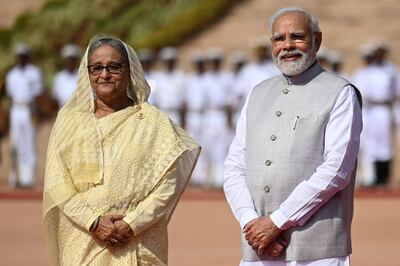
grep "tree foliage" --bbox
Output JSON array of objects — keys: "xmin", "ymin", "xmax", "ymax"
[{"xmin": 0, "ymin": 0, "xmax": 240, "ymax": 83}]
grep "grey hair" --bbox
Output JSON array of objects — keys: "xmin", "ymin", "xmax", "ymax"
[
  {"xmin": 267, "ymin": 7, "xmax": 320, "ymax": 35},
  {"xmin": 87, "ymin": 37, "xmax": 129, "ymax": 65},
  {"xmin": 87, "ymin": 37, "xmax": 134, "ymax": 100}
]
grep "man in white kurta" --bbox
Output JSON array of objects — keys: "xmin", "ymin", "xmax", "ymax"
[
  {"xmin": 52, "ymin": 44, "xmax": 80, "ymax": 108},
  {"xmin": 224, "ymin": 7, "xmax": 362, "ymax": 265},
  {"xmin": 6, "ymin": 43, "xmax": 43, "ymax": 187}
]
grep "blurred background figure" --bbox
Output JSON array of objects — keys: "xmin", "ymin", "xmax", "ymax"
[
  {"xmin": 328, "ymin": 50, "xmax": 347, "ymax": 77},
  {"xmin": 0, "ymin": 78, "xmax": 9, "ymax": 166},
  {"xmin": 375, "ymin": 40, "xmax": 398, "ymax": 74},
  {"xmin": 353, "ymin": 41, "xmax": 398, "ymax": 186},
  {"xmin": 353, "ymin": 44, "xmax": 375, "ymax": 187},
  {"xmin": 229, "ymin": 50, "xmax": 248, "ymax": 126},
  {"xmin": 376, "ymin": 41, "xmax": 400, "ymax": 146},
  {"xmin": 230, "ymin": 51, "xmax": 247, "ymax": 74},
  {"xmin": 317, "ymin": 46, "xmax": 331, "ymax": 70},
  {"xmin": 151, "ymin": 47, "xmax": 185, "ymax": 126},
  {"xmin": 202, "ymin": 48, "xmax": 233, "ymax": 187},
  {"xmin": 318, "ymin": 47, "xmax": 347, "ymax": 78},
  {"xmin": 52, "ymin": 44, "xmax": 80, "ymax": 109},
  {"xmin": 5, "ymin": 43, "xmax": 43, "ymax": 188},
  {"xmin": 184, "ymin": 52, "xmax": 208, "ymax": 186},
  {"xmin": 353, "ymin": 43, "xmax": 376, "ymax": 186},
  {"xmin": 138, "ymin": 48, "xmax": 159, "ymax": 102},
  {"xmin": 233, "ymin": 36, "xmax": 280, "ymax": 116}
]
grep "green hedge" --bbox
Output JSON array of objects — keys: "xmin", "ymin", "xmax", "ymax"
[{"xmin": 0, "ymin": 0, "xmax": 240, "ymax": 86}]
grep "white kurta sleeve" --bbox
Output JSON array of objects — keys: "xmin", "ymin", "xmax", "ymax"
[
  {"xmin": 224, "ymin": 95, "xmax": 259, "ymax": 229},
  {"xmin": 270, "ymin": 85, "xmax": 362, "ymax": 230}
]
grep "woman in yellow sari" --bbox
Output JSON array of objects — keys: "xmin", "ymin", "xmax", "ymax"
[{"xmin": 43, "ymin": 34, "xmax": 200, "ymax": 265}]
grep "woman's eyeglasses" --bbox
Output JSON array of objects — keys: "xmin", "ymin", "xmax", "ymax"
[{"xmin": 87, "ymin": 63, "xmax": 127, "ymax": 75}]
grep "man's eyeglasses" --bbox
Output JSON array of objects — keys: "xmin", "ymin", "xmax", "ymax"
[
  {"xmin": 87, "ymin": 63, "xmax": 127, "ymax": 75},
  {"xmin": 271, "ymin": 33, "xmax": 312, "ymax": 47}
]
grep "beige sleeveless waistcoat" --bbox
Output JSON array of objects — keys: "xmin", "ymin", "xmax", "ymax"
[{"xmin": 243, "ymin": 63, "xmax": 357, "ymax": 261}]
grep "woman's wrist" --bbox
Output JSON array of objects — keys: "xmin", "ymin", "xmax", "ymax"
[{"xmin": 89, "ymin": 216, "xmax": 101, "ymax": 232}]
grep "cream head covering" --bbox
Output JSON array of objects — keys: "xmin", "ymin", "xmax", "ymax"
[{"xmin": 63, "ymin": 34, "xmax": 150, "ymax": 114}]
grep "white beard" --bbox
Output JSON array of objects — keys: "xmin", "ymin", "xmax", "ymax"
[{"xmin": 273, "ymin": 44, "xmax": 316, "ymax": 77}]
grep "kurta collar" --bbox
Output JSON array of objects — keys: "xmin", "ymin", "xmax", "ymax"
[{"xmin": 282, "ymin": 61, "xmax": 324, "ymax": 85}]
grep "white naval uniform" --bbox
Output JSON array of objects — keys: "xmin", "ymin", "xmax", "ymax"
[
  {"xmin": 203, "ymin": 69, "xmax": 233, "ymax": 187},
  {"xmin": 230, "ymin": 69, "xmax": 246, "ymax": 126},
  {"xmin": 6, "ymin": 64, "xmax": 43, "ymax": 187},
  {"xmin": 224, "ymin": 86, "xmax": 361, "ymax": 265},
  {"xmin": 151, "ymin": 70, "xmax": 185, "ymax": 125},
  {"xmin": 383, "ymin": 62, "xmax": 400, "ymax": 139},
  {"xmin": 144, "ymin": 70, "xmax": 159, "ymax": 105},
  {"xmin": 395, "ymin": 70, "xmax": 400, "ymax": 135},
  {"xmin": 353, "ymin": 64, "xmax": 396, "ymax": 185},
  {"xmin": 52, "ymin": 69, "xmax": 78, "ymax": 108},
  {"xmin": 184, "ymin": 72, "xmax": 207, "ymax": 185}
]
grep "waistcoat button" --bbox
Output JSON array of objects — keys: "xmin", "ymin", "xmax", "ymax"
[
  {"xmin": 283, "ymin": 88, "xmax": 289, "ymax": 94},
  {"xmin": 265, "ymin": 160, "xmax": 271, "ymax": 166},
  {"xmin": 276, "ymin": 111, "xmax": 282, "ymax": 117},
  {"xmin": 264, "ymin": 186, "xmax": 271, "ymax": 193},
  {"xmin": 270, "ymin": 135, "xmax": 277, "ymax": 141}
]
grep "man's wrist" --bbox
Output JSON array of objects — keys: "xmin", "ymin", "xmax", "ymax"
[
  {"xmin": 270, "ymin": 210, "xmax": 295, "ymax": 230},
  {"xmin": 240, "ymin": 210, "xmax": 259, "ymax": 229}
]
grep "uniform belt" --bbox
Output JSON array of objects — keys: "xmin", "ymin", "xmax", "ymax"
[
  {"xmin": 163, "ymin": 107, "xmax": 181, "ymax": 111},
  {"xmin": 187, "ymin": 109, "xmax": 203, "ymax": 113},
  {"xmin": 368, "ymin": 101, "xmax": 392, "ymax": 107},
  {"xmin": 13, "ymin": 102, "xmax": 31, "ymax": 106},
  {"xmin": 205, "ymin": 107, "xmax": 226, "ymax": 112}
]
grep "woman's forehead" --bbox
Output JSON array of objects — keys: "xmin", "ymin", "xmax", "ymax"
[{"xmin": 89, "ymin": 45, "xmax": 124, "ymax": 64}]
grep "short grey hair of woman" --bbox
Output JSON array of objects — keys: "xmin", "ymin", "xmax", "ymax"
[{"xmin": 88, "ymin": 38, "xmax": 130, "ymax": 65}]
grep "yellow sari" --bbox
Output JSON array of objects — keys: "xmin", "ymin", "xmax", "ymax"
[{"xmin": 43, "ymin": 35, "xmax": 200, "ymax": 265}]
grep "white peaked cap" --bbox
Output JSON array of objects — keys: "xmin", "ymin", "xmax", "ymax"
[
  {"xmin": 138, "ymin": 48, "xmax": 155, "ymax": 62},
  {"xmin": 14, "ymin": 42, "xmax": 31, "ymax": 55},
  {"xmin": 317, "ymin": 46, "xmax": 329, "ymax": 60},
  {"xmin": 249, "ymin": 36, "xmax": 270, "ymax": 49},
  {"xmin": 230, "ymin": 50, "xmax": 247, "ymax": 64},
  {"xmin": 328, "ymin": 51, "xmax": 343, "ymax": 64},
  {"xmin": 61, "ymin": 44, "xmax": 81, "ymax": 58},
  {"xmin": 207, "ymin": 48, "xmax": 223, "ymax": 60},
  {"xmin": 360, "ymin": 41, "xmax": 377, "ymax": 58},
  {"xmin": 375, "ymin": 39, "xmax": 390, "ymax": 51},
  {"xmin": 191, "ymin": 51, "xmax": 206, "ymax": 63},
  {"xmin": 160, "ymin": 47, "xmax": 178, "ymax": 60}
]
